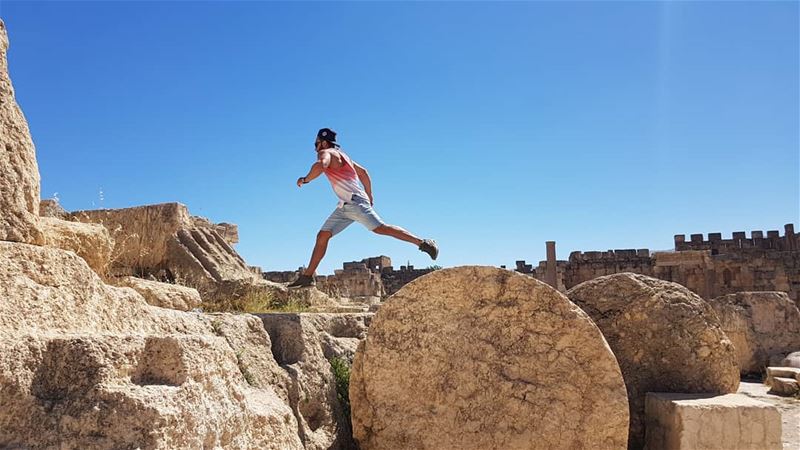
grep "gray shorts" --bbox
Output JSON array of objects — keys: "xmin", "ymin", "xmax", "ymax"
[{"xmin": 320, "ymin": 194, "xmax": 385, "ymax": 236}]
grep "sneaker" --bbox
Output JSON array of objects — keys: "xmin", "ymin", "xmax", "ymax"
[
  {"xmin": 287, "ymin": 274, "xmax": 316, "ymax": 289},
  {"xmin": 418, "ymin": 239, "xmax": 439, "ymax": 260}
]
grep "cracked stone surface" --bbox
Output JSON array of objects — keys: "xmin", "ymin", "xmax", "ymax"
[
  {"xmin": 0, "ymin": 241, "xmax": 305, "ymax": 449},
  {"xmin": 567, "ymin": 272, "xmax": 740, "ymax": 450},
  {"xmin": 708, "ymin": 291, "xmax": 800, "ymax": 375},
  {"xmin": 0, "ymin": 19, "xmax": 43, "ymax": 245},
  {"xmin": 350, "ymin": 266, "xmax": 629, "ymax": 450}
]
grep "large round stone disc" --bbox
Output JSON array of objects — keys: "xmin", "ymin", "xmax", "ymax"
[
  {"xmin": 350, "ymin": 266, "xmax": 629, "ymax": 450},
  {"xmin": 567, "ymin": 273, "xmax": 739, "ymax": 449}
]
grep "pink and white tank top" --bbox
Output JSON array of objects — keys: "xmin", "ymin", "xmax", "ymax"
[{"xmin": 322, "ymin": 149, "xmax": 368, "ymax": 206}]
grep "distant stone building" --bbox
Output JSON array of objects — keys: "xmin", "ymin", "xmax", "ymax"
[
  {"xmin": 517, "ymin": 223, "xmax": 800, "ymax": 303},
  {"xmin": 263, "ymin": 255, "xmax": 435, "ymax": 299}
]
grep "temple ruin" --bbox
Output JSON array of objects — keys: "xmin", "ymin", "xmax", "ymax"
[
  {"xmin": 264, "ymin": 256, "xmax": 435, "ymax": 300},
  {"xmin": 517, "ymin": 223, "xmax": 800, "ymax": 303}
]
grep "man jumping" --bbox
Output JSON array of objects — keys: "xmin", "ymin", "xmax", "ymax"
[{"xmin": 287, "ymin": 128, "xmax": 438, "ymax": 289}]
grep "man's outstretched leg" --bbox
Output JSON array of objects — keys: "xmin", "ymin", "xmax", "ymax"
[
  {"xmin": 288, "ymin": 230, "xmax": 332, "ymax": 289},
  {"xmin": 373, "ymin": 224, "xmax": 439, "ymax": 260}
]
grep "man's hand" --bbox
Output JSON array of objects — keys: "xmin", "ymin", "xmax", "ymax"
[{"xmin": 296, "ymin": 177, "xmax": 306, "ymax": 188}]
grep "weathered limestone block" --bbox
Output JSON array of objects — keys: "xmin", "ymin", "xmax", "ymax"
[
  {"xmin": 708, "ymin": 291, "xmax": 800, "ymax": 375},
  {"xmin": 764, "ymin": 366, "xmax": 800, "ymax": 385},
  {"xmin": 351, "ymin": 266, "xmax": 629, "ymax": 450},
  {"xmin": 118, "ymin": 276, "xmax": 202, "ymax": 311},
  {"xmin": 567, "ymin": 273, "xmax": 739, "ymax": 449},
  {"xmin": 0, "ymin": 20, "xmax": 43, "ymax": 245},
  {"xmin": 192, "ymin": 215, "xmax": 239, "ymax": 245},
  {"xmin": 0, "ymin": 333, "xmax": 302, "ymax": 450},
  {"xmin": 0, "ymin": 241, "xmax": 305, "ymax": 448},
  {"xmin": 40, "ymin": 216, "xmax": 114, "ymax": 275},
  {"xmin": 70, "ymin": 203, "xmax": 267, "ymax": 299},
  {"xmin": 259, "ymin": 312, "xmax": 374, "ymax": 450},
  {"xmin": 778, "ymin": 351, "xmax": 800, "ymax": 369},
  {"xmin": 70, "ymin": 202, "xmax": 194, "ymax": 272},
  {"xmin": 39, "ymin": 198, "xmax": 68, "ymax": 218},
  {"xmin": 644, "ymin": 393, "xmax": 782, "ymax": 450},
  {"xmin": 768, "ymin": 376, "xmax": 800, "ymax": 396}
]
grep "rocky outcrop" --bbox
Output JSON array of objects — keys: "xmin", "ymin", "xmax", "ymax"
[
  {"xmin": 70, "ymin": 202, "xmax": 276, "ymax": 300},
  {"xmin": 259, "ymin": 312, "xmax": 374, "ymax": 450},
  {"xmin": 567, "ymin": 273, "xmax": 739, "ymax": 450},
  {"xmin": 0, "ymin": 20, "xmax": 43, "ymax": 245},
  {"xmin": 350, "ymin": 266, "xmax": 629, "ymax": 450},
  {"xmin": 118, "ymin": 276, "xmax": 202, "ymax": 311},
  {"xmin": 0, "ymin": 241, "xmax": 307, "ymax": 449},
  {"xmin": 707, "ymin": 291, "xmax": 800, "ymax": 375},
  {"xmin": 40, "ymin": 216, "xmax": 114, "ymax": 275}
]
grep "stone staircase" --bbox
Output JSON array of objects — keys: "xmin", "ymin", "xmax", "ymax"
[{"xmin": 765, "ymin": 366, "xmax": 800, "ymax": 396}]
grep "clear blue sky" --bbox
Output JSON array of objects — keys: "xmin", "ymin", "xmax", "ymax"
[{"xmin": 2, "ymin": 1, "xmax": 798, "ymax": 275}]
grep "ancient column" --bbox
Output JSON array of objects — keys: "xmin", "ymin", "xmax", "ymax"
[{"xmin": 545, "ymin": 241, "xmax": 557, "ymax": 288}]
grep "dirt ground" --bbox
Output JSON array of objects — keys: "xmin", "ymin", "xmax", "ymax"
[{"xmin": 738, "ymin": 381, "xmax": 800, "ymax": 450}]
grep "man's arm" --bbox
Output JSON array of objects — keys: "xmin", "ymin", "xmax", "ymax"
[
  {"xmin": 297, "ymin": 162, "xmax": 324, "ymax": 187},
  {"xmin": 297, "ymin": 150, "xmax": 332, "ymax": 187},
  {"xmin": 353, "ymin": 162, "xmax": 373, "ymax": 205}
]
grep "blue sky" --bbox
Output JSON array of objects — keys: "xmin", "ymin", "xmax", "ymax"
[{"xmin": 2, "ymin": 1, "xmax": 798, "ymax": 275}]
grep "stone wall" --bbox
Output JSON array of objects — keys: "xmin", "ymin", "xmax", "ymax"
[
  {"xmin": 263, "ymin": 256, "xmax": 433, "ymax": 299},
  {"xmin": 380, "ymin": 265, "xmax": 435, "ymax": 297},
  {"xmin": 318, "ymin": 262, "xmax": 384, "ymax": 300},
  {"xmin": 517, "ymin": 224, "xmax": 800, "ymax": 303}
]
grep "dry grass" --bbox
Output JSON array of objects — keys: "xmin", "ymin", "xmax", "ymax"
[{"xmin": 201, "ymin": 289, "xmax": 311, "ymax": 314}]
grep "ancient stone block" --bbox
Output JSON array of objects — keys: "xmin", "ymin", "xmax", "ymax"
[
  {"xmin": 567, "ymin": 273, "xmax": 739, "ymax": 449},
  {"xmin": 39, "ymin": 198, "xmax": 68, "ymax": 219},
  {"xmin": 644, "ymin": 393, "xmax": 782, "ymax": 450},
  {"xmin": 351, "ymin": 266, "xmax": 629, "ymax": 450},
  {"xmin": 0, "ymin": 241, "xmax": 306, "ymax": 449},
  {"xmin": 69, "ymin": 203, "xmax": 281, "ymax": 300},
  {"xmin": 768, "ymin": 376, "xmax": 800, "ymax": 396},
  {"xmin": 765, "ymin": 366, "xmax": 800, "ymax": 385},
  {"xmin": 40, "ymin": 217, "xmax": 114, "ymax": 276},
  {"xmin": 707, "ymin": 292, "xmax": 800, "ymax": 375},
  {"xmin": 118, "ymin": 276, "xmax": 202, "ymax": 311}
]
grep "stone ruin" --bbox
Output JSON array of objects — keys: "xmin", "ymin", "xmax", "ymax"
[
  {"xmin": 1, "ymin": 17, "xmax": 798, "ymax": 450},
  {"xmin": 517, "ymin": 226, "xmax": 800, "ymax": 303},
  {"xmin": 264, "ymin": 255, "xmax": 435, "ymax": 300},
  {"xmin": 0, "ymin": 20, "xmax": 354, "ymax": 449}
]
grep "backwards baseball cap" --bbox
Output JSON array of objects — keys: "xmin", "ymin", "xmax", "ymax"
[{"xmin": 316, "ymin": 128, "xmax": 338, "ymax": 144}]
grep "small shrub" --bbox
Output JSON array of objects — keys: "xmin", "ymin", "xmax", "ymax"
[{"xmin": 330, "ymin": 357, "xmax": 352, "ymax": 422}]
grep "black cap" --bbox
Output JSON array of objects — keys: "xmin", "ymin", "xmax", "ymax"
[{"xmin": 317, "ymin": 128, "xmax": 338, "ymax": 144}]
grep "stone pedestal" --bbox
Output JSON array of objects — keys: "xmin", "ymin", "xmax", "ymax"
[{"xmin": 644, "ymin": 393, "xmax": 782, "ymax": 450}]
